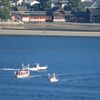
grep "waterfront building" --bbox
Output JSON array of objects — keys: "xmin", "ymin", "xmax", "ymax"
[{"xmin": 11, "ymin": 11, "xmax": 52, "ymax": 23}]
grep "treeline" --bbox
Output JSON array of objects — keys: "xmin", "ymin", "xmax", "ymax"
[
  {"xmin": 32, "ymin": 0, "xmax": 84, "ymax": 12},
  {"xmin": 0, "ymin": 0, "xmax": 10, "ymax": 20}
]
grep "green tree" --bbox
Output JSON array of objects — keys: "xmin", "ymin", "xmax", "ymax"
[
  {"xmin": 31, "ymin": 0, "xmax": 51, "ymax": 11},
  {"xmin": 0, "ymin": 0, "xmax": 10, "ymax": 20},
  {"xmin": 68, "ymin": 0, "xmax": 85, "ymax": 12},
  {"xmin": 38, "ymin": 0, "xmax": 51, "ymax": 11}
]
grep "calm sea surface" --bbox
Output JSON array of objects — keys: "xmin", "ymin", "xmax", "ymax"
[{"xmin": 0, "ymin": 35, "xmax": 100, "ymax": 100}]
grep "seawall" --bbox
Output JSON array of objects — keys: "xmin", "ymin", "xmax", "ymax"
[
  {"xmin": 0, "ymin": 22, "xmax": 100, "ymax": 37},
  {"xmin": 0, "ymin": 29, "xmax": 100, "ymax": 37}
]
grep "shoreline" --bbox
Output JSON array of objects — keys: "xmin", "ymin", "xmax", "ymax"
[
  {"xmin": 0, "ymin": 29, "xmax": 100, "ymax": 37},
  {"xmin": 0, "ymin": 22, "xmax": 100, "ymax": 37}
]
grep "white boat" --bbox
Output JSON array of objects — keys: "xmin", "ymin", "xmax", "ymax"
[
  {"xmin": 14, "ymin": 64, "xmax": 30, "ymax": 78},
  {"xmin": 14, "ymin": 70, "xmax": 30, "ymax": 78},
  {"xmin": 29, "ymin": 63, "xmax": 48, "ymax": 71},
  {"xmin": 48, "ymin": 73, "xmax": 59, "ymax": 83}
]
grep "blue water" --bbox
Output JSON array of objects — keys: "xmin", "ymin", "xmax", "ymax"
[{"xmin": 0, "ymin": 35, "xmax": 100, "ymax": 100}]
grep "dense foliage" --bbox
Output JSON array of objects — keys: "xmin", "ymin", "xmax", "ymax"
[
  {"xmin": 0, "ymin": 0, "xmax": 10, "ymax": 20},
  {"xmin": 30, "ymin": 0, "xmax": 51, "ymax": 11},
  {"xmin": 33, "ymin": 0, "xmax": 84, "ymax": 12},
  {"xmin": 68, "ymin": 0, "xmax": 85, "ymax": 12}
]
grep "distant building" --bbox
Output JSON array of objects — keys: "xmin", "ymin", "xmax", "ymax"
[
  {"xmin": 81, "ymin": 0, "xmax": 100, "ymax": 8},
  {"xmin": 89, "ymin": 8, "xmax": 100, "ymax": 22},
  {"xmin": 47, "ymin": 6, "xmax": 69, "ymax": 22},
  {"xmin": 11, "ymin": 11, "xmax": 51, "ymax": 23},
  {"xmin": 10, "ymin": 0, "xmax": 100, "ymax": 23},
  {"xmin": 21, "ymin": 11, "xmax": 46, "ymax": 23},
  {"xmin": 81, "ymin": 0, "xmax": 100, "ymax": 22},
  {"xmin": 53, "ymin": 11, "xmax": 65, "ymax": 22}
]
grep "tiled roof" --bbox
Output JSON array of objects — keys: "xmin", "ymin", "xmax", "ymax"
[{"xmin": 82, "ymin": 0, "xmax": 100, "ymax": 8}]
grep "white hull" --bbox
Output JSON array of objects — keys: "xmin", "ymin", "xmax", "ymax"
[
  {"xmin": 30, "ymin": 66, "xmax": 47, "ymax": 71},
  {"xmin": 22, "ymin": 63, "xmax": 48, "ymax": 71},
  {"xmin": 16, "ymin": 74, "xmax": 29, "ymax": 78},
  {"xmin": 49, "ymin": 78, "xmax": 59, "ymax": 83}
]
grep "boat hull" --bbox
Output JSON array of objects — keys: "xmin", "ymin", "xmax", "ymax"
[
  {"xmin": 49, "ymin": 78, "xmax": 59, "ymax": 83},
  {"xmin": 30, "ymin": 66, "xmax": 48, "ymax": 71},
  {"xmin": 16, "ymin": 74, "xmax": 29, "ymax": 78}
]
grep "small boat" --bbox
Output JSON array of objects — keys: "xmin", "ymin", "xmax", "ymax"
[
  {"xmin": 14, "ymin": 70, "xmax": 30, "ymax": 78},
  {"xmin": 29, "ymin": 63, "xmax": 48, "ymax": 71},
  {"xmin": 48, "ymin": 73, "xmax": 59, "ymax": 83},
  {"xmin": 14, "ymin": 64, "xmax": 30, "ymax": 78}
]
